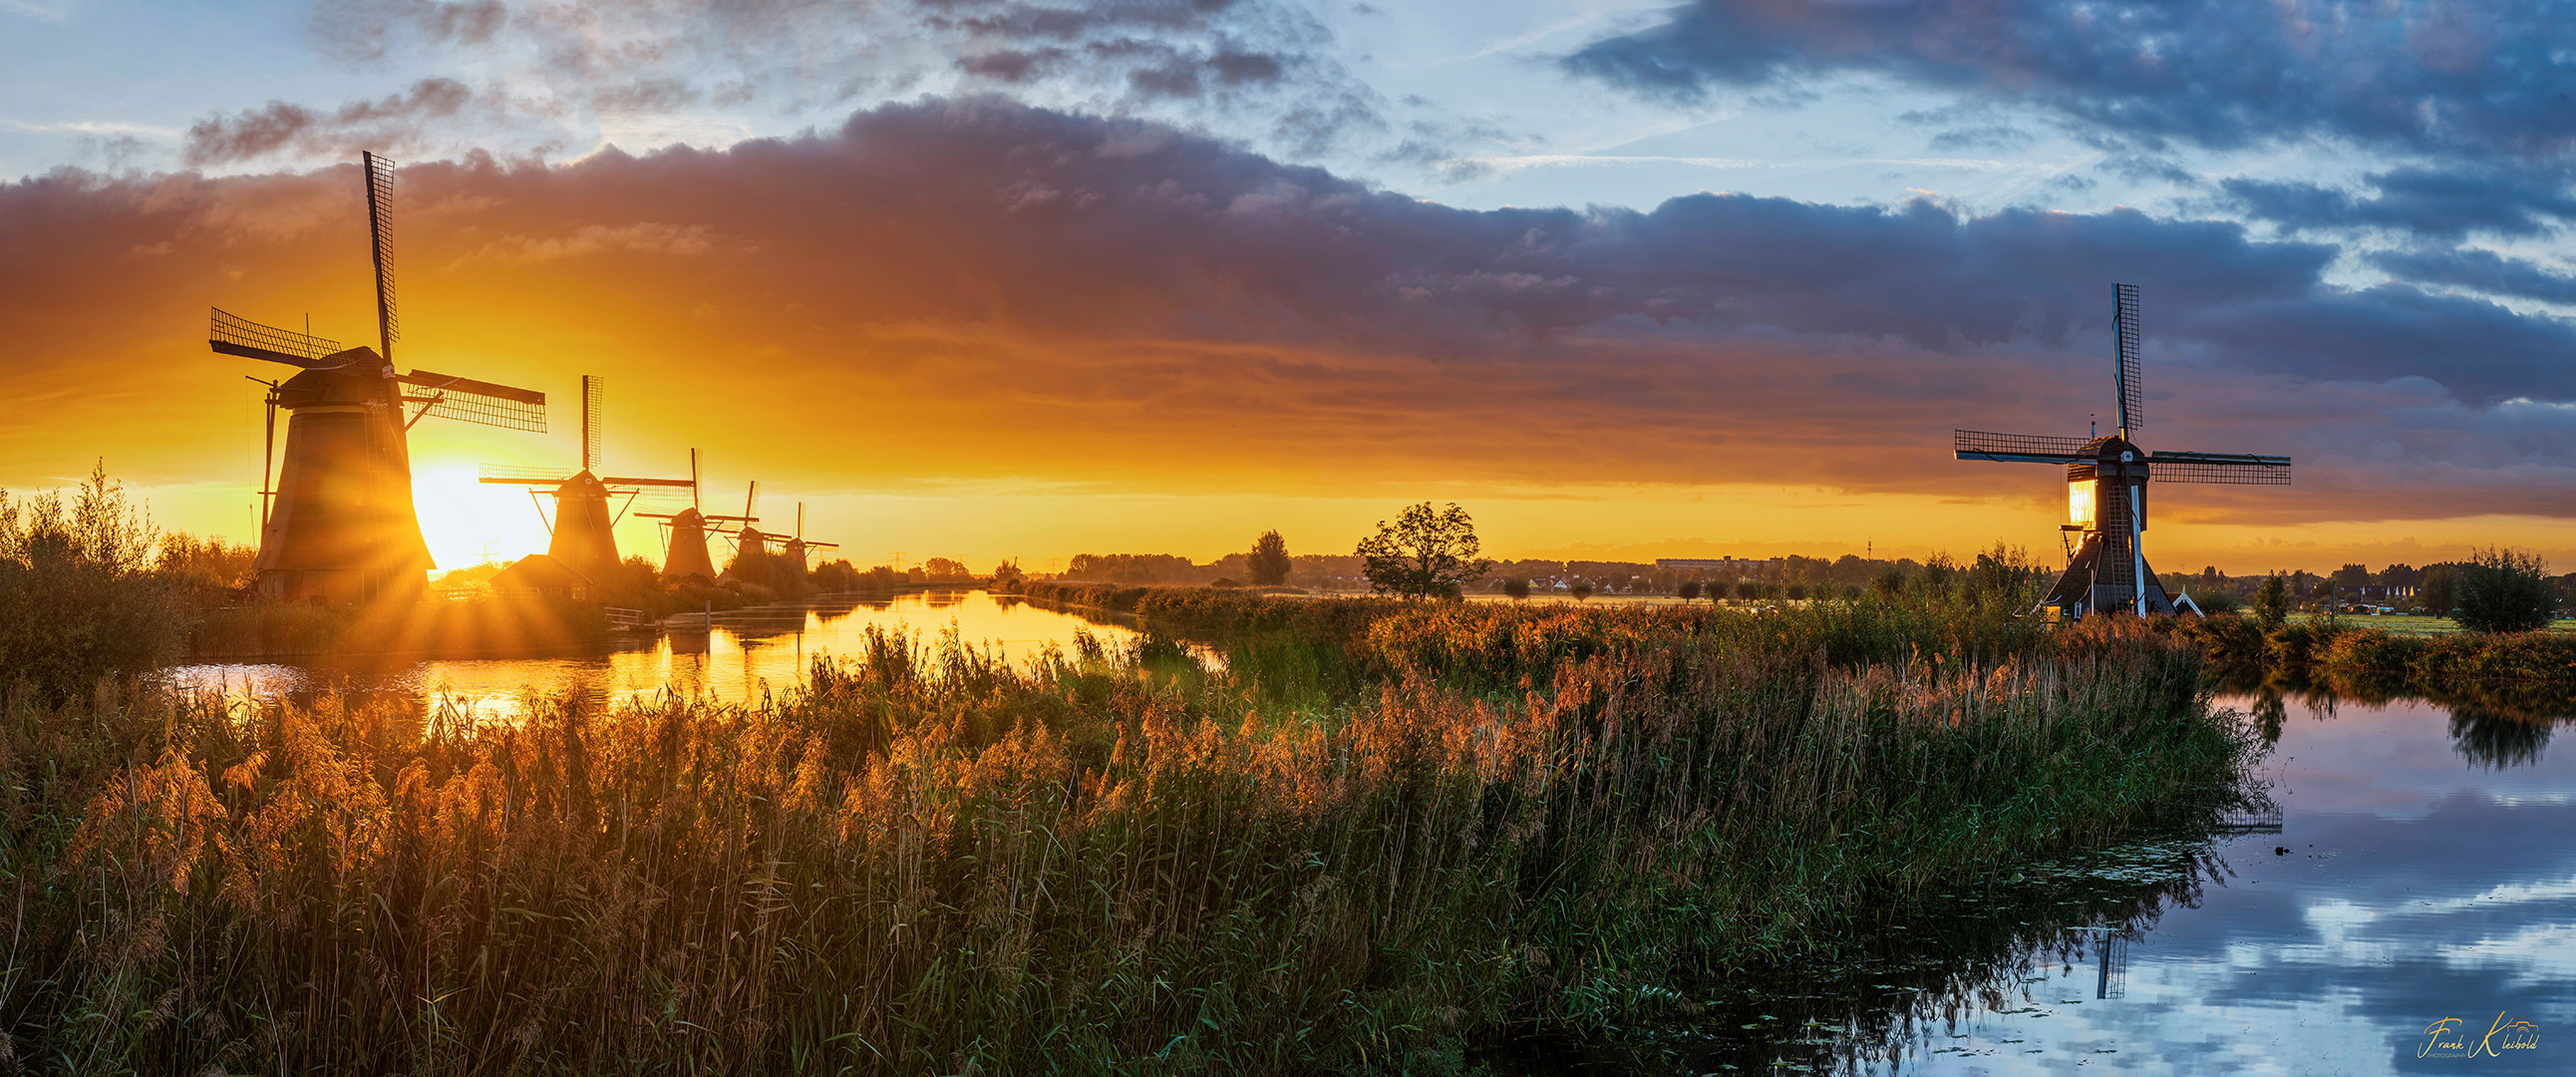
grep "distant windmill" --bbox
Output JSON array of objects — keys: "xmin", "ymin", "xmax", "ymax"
[
  {"xmin": 210, "ymin": 151, "xmax": 547, "ymax": 603},
  {"xmin": 774, "ymin": 502, "xmax": 840, "ymax": 574},
  {"xmin": 1954, "ymin": 284, "xmax": 2291, "ymax": 617},
  {"xmin": 636, "ymin": 449, "xmax": 757, "ymax": 581},
  {"xmin": 479, "ymin": 375, "xmax": 694, "ymax": 577}
]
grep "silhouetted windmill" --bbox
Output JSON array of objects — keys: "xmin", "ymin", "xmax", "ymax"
[
  {"xmin": 636, "ymin": 450, "xmax": 758, "ymax": 581},
  {"xmin": 210, "ymin": 151, "xmax": 547, "ymax": 603},
  {"xmin": 479, "ymin": 375, "xmax": 694, "ymax": 578},
  {"xmin": 775, "ymin": 502, "xmax": 839, "ymax": 575},
  {"xmin": 1954, "ymin": 284, "xmax": 2291, "ymax": 617}
]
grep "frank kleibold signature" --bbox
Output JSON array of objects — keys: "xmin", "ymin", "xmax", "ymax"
[{"xmin": 2420, "ymin": 1013, "xmax": 2541, "ymax": 1058}]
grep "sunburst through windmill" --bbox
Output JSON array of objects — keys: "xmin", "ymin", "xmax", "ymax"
[
  {"xmin": 1954, "ymin": 283, "xmax": 2292, "ymax": 617},
  {"xmin": 211, "ymin": 152, "xmax": 548, "ymax": 603}
]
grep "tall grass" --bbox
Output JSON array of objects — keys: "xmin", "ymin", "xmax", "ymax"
[{"xmin": 4, "ymin": 600, "xmax": 2252, "ymax": 1074}]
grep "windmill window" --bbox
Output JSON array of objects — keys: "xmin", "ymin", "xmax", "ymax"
[{"xmin": 2067, "ymin": 479, "xmax": 2098, "ymax": 527}]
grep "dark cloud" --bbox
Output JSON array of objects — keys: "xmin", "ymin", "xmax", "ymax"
[
  {"xmin": 1563, "ymin": 1, "xmax": 2576, "ymax": 162},
  {"xmin": 2370, "ymin": 247, "xmax": 2576, "ymax": 306},
  {"xmin": 8, "ymin": 98, "xmax": 2569, "ymax": 520},
  {"xmin": 182, "ymin": 78, "xmax": 477, "ymax": 166},
  {"xmin": 2224, "ymin": 168, "xmax": 2576, "ymax": 239}
]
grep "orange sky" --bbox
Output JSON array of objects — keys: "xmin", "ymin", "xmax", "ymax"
[{"xmin": 5, "ymin": 103, "xmax": 2568, "ymax": 577}]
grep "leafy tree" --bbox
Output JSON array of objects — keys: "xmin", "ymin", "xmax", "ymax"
[
  {"xmin": 1356, "ymin": 503, "xmax": 1492, "ymax": 599},
  {"xmin": 2452, "ymin": 547, "xmax": 2557, "ymax": 633},
  {"xmin": 2333, "ymin": 562, "xmax": 2372, "ymax": 589},
  {"xmin": 2381, "ymin": 562, "xmax": 2422, "ymax": 587},
  {"xmin": 1785, "ymin": 582, "xmax": 1807, "ymax": 600},
  {"xmin": 1569, "ymin": 581, "xmax": 1594, "ymax": 601},
  {"xmin": 2255, "ymin": 573, "xmax": 2288, "ymax": 628},
  {"xmin": 2419, "ymin": 564, "xmax": 2458, "ymax": 614},
  {"xmin": 1870, "ymin": 567, "xmax": 1905, "ymax": 599},
  {"xmin": 991, "ymin": 558, "xmax": 1024, "ymax": 583},
  {"xmin": 1247, "ymin": 530, "xmax": 1291, "ymax": 586},
  {"xmin": 1501, "ymin": 577, "xmax": 1531, "ymax": 600},
  {"xmin": 1735, "ymin": 580, "xmax": 1763, "ymax": 601},
  {"xmin": 1677, "ymin": 579, "xmax": 1701, "ymax": 602},
  {"xmin": 922, "ymin": 557, "xmax": 973, "ymax": 581}
]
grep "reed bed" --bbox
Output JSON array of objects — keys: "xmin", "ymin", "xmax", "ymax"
[{"xmin": 2, "ymin": 601, "xmax": 2252, "ymax": 1075}]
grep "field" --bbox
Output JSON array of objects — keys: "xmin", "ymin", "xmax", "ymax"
[
  {"xmin": 1, "ymin": 593, "xmax": 2261, "ymax": 1075},
  {"xmin": 2331, "ymin": 613, "xmax": 2576, "ymax": 636}
]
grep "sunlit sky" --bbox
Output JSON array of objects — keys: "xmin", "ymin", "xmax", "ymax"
[{"xmin": 4, "ymin": 0, "xmax": 2570, "ymax": 574}]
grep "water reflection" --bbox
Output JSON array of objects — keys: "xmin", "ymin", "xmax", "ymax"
[
  {"xmin": 161, "ymin": 590, "xmax": 1140, "ymax": 723},
  {"xmin": 1502, "ymin": 689, "xmax": 2576, "ymax": 1075}
]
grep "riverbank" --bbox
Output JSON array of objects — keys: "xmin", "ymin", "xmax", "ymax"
[
  {"xmin": 2171, "ymin": 612, "xmax": 2576, "ymax": 688},
  {"xmin": 11, "ymin": 594, "xmax": 2259, "ymax": 1074}
]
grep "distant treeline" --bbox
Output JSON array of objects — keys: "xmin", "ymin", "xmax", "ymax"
[{"xmin": 1059, "ymin": 546, "xmax": 2040, "ymax": 596}]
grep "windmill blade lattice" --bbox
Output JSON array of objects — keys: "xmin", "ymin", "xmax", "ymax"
[
  {"xmin": 1955, "ymin": 429, "xmax": 2091, "ymax": 464},
  {"xmin": 364, "ymin": 152, "xmax": 399, "ymax": 362},
  {"xmin": 400, "ymin": 369, "xmax": 546, "ymax": 431},
  {"xmin": 2113, "ymin": 282, "xmax": 2141, "ymax": 434},
  {"xmin": 210, "ymin": 309, "xmax": 349, "ymax": 368}
]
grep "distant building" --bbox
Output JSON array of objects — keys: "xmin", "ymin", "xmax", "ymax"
[{"xmin": 488, "ymin": 553, "xmax": 592, "ymax": 599}]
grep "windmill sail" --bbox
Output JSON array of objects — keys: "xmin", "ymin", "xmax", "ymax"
[
  {"xmin": 2147, "ymin": 451, "xmax": 2292, "ymax": 485},
  {"xmin": 2113, "ymin": 282, "xmax": 2141, "ymax": 435},
  {"xmin": 210, "ymin": 308, "xmax": 351, "ymax": 368},
  {"xmin": 364, "ymin": 151, "xmax": 399, "ymax": 363},
  {"xmin": 1955, "ymin": 429, "xmax": 2091, "ymax": 464},
  {"xmin": 400, "ymin": 369, "xmax": 547, "ymax": 431}
]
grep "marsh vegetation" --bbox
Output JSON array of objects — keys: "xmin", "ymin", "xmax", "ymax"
[{"xmin": 4, "ymin": 590, "xmax": 2259, "ymax": 1074}]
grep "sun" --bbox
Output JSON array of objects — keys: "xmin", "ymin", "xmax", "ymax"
[{"xmin": 413, "ymin": 465, "xmax": 553, "ymax": 572}]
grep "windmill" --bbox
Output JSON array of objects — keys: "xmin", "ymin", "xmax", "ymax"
[
  {"xmin": 479, "ymin": 375, "xmax": 695, "ymax": 578},
  {"xmin": 636, "ymin": 450, "xmax": 757, "ymax": 581},
  {"xmin": 1954, "ymin": 283, "xmax": 2291, "ymax": 617},
  {"xmin": 774, "ymin": 502, "xmax": 840, "ymax": 575},
  {"xmin": 210, "ymin": 152, "xmax": 547, "ymax": 603}
]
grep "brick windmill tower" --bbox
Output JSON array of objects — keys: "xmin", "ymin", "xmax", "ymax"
[
  {"xmin": 1954, "ymin": 284, "xmax": 2292, "ymax": 617},
  {"xmin": 211, "ymin": 152, "xmax": 547, "ymax": 603}
]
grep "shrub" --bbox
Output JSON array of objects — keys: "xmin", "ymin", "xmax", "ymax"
[
  {"xmin": 0, "ymin": 464, "xmax": 184, "ymax": 702},
  {"xmin": 1676, "ymin": 580, "xmax": 1701, "ymax": 601},
  {"xmin": 1502, "ymin": 577, "xmax": 1531, "ymax": 600},
  {"xmin": 2452, "ymin": 547, "xmax": 2557, "ymax": 633},
  {"xmin": 1569, "ymin": 581, "xmax": 1595, "ymax": 600}
]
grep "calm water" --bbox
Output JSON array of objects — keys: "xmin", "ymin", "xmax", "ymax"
[
  {"xmin": 1502, "ymin": 689, "xmax": 2576, "ymax": 1075},
  {"xmin": 165, "ymin": 615, "xmax": 2571, "ymax": 1071},
  {"xmin": 161, "ymin": 589, "xmax": 1143, "ymax": 722}
]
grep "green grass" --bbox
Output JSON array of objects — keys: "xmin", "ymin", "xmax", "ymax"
[
  {"xmin": 2332, "ymin": 613, "xmax": 2576, "ymax": 636},
  {"xmin": 2, "ymin": 594, "xmax": 2259, "ymax": 1075}
]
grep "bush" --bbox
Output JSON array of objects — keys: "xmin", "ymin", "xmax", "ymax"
[
  {"xmin": 1569, "ymin": 581, "xmax": 1594, "ymax": 600},
  {"xmin": 1676, "ymin": 580, "xmax": 1701, "ymax": 601},
  {"xmin": 2453, "ymin": 547, "xmax": 2557, "ymax": 633},
  {"xmin": 1502, "ymin": 577, "xmax": 1531, "ymax": 600},
  {"xmin": 0, "ymin": 464, "xmax": 184, "ymax": 702}
]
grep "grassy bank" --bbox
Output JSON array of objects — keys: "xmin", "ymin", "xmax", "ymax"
[
  {"xmin": 2173, "ymin": 612, "xmax": 2576, "ymax": 687},
  {"xmin": 6, "ymin": 596, "xmax": 2254, "ymax": 1074}
]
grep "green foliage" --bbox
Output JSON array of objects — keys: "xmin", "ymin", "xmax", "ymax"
[
  {"xmin": 0, "ymin": 463, "xmax": 184, "ymax": 703},
  {"xmin": 1246, "ymin": 530, "xmax": 1291, "ymax": 585},
  {"xmin": 2255, "ymin": 574, "xmax": 2289, "ymax": 628},
  {"xmin": 2452, "ymin": 546, "xmax": 2556, "ymax": 633},
  {"xmin": 2418, "ymin": 563, "xmax": 2457, "ymax": 613},
  {"xmin": 1355, "ymin": 502, "xmax": 1492, "ymax": 599}
]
